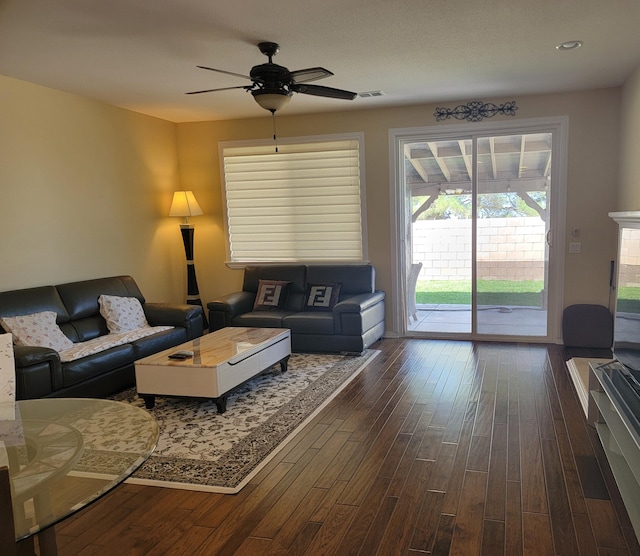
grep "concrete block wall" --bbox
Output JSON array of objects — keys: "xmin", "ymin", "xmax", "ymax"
[
  {"xmin": 412, "ymin": 217, "xmax": 546, "ymax": 282},
  {"xmin": 618, "ymin": 227, "xmax": 640, "ymax": 287}
]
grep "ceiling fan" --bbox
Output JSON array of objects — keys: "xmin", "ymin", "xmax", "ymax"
[{"xmin": 186, "ymin": 42, "xmax": 358, "ymax": 113}]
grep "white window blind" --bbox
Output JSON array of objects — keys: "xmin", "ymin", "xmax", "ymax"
[{"xmin": 221, "ymin": 136, "xmax": 365, "ymax": 262}]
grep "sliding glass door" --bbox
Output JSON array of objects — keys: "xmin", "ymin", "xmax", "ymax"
[
  {"xmin": 474, "ymin": 133, "xmax": 549, "ymax": 336},
  {"xmin": 396, "ymin": 120, "xmax": 564, "ymax": 340}
]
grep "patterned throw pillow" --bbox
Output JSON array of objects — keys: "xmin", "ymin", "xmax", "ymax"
[
  {"xmin": 304, "ymin": 283, "xmax": 342, "ymax": 311},
  {"xmin": 98, "ymin": 295, "xmax": 149, "ymax": 333},
  {"xmin": 253, "ymin": 280, "xmax": 291, "ymax": 311},
  {"xmin": 0, "ymin": 311, "xmax": 73, "ymax": 352}
]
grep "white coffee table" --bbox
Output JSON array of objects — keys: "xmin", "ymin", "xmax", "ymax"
[{"xmin": 134, "ymin": 327, "xmax": 291, "ymax": 413}]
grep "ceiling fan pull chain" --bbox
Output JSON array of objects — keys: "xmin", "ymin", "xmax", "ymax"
[{"xmin": 272, "ymin": 112, "xmax": 279, "ymax": 153}]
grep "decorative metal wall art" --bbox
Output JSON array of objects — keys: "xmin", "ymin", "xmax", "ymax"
[{"xmin": 434, "ymin": 100, "xmax": 518, "ymax": 122}]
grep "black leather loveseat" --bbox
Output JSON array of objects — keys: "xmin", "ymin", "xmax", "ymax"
[
  {"xmin": 0, "ymin": 275, "xmax": 204, "ymax": 399},
  {"xmin": 207, "ymin": 264, "xmax": 385, "ymax": 354}
]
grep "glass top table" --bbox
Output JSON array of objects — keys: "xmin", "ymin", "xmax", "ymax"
[{"xmin": 0, "ymin": 398, "xmax": 158, "ymax": 551}]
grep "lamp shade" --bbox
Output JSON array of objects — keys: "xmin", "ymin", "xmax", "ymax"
[{"xmin": 169, "ymin": 191, "xmax": 203, "ymax": 218}]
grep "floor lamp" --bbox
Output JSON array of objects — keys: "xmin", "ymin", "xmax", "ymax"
[{"xmin": 169, "ymin": 191, "xmax": 208, "ymax": 327}]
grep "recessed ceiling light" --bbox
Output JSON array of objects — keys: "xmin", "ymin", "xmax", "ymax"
[{"xmin": 556, "ymin": 40, "xmax": 583, "ymax": 51}]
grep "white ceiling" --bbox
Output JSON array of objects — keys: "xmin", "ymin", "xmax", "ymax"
[{"xmin": 1, "ymin": 0, "xmax": 639, "ymax": 123}]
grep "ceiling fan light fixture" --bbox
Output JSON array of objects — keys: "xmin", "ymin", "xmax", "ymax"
[{"xmin": 252, "ymin": 90, "xmax": 292, "ymax": 113}]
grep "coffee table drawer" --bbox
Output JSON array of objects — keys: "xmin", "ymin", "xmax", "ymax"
[{"xmin": 219, "ymin": 334, "xmax": 290, "ymax": 392}]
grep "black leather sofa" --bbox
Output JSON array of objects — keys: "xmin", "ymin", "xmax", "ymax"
[
  {"xmin": 0, "ymin": 275, "xmax": 204, "ymax": 399},
  {"xmin": 207, "ymin": 264, "xmax": 385, "ymax": 354}
]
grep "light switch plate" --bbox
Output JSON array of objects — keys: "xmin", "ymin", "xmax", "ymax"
[{"xmin": 569, "ymin": 242, "xmax": 582, "ymax": 254}]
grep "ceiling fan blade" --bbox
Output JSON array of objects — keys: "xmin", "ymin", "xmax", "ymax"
[
  {"xmin": 196, "ymin": 65, "xmax": 251, "ymax": 80},
  {"xmin": 291, "ymin": 83, "xmax": 357, "ymax": 100},
  {"xmin": 290, "ymin": 67, "xmax": 334, "ymax": 83},
  {"xmin": 186, "ymin": 85, "xmax": 252, "ymax": 95}
]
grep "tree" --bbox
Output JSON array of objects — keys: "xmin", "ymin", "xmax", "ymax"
[{"xmin": 413, "ymin": 191, "xmax": 546, "ymax": 220}]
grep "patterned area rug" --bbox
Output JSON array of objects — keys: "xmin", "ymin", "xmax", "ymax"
[{"xmin": 106, "ymin": 350, "xmax": 378, "ymax": 493}]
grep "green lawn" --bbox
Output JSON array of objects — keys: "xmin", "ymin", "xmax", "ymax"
[
  {"xmin": 416, "ymin": 280, "xmax": 544, "ymax": 307},
  {"xmin": 617, "ymin": 286, "xmax": 640, "ymax": 312}
]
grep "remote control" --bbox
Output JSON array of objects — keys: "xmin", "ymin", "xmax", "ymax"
[{"xmin": 168, "ymin": 350, "xmax": 194, "ymax": 360}]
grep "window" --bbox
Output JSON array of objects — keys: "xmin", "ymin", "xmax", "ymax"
[{"xmin": 220, "ymin": 134, "xmax": 366, "ymax": 263}]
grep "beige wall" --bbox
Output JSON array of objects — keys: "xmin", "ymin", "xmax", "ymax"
[
  {"xmin": 620, "ymin": 65, "xmax": 640, "ymax": 210},
  {"xmin": 0, "ymin": 73, "xmax": 628, "ymax": 336},
  {"xmin": 0, "ymin": 76, "xmax": 184, "ymax": 301},
  {"xmin": 177, "ymin": 89, "xmax": 622, "ymax": 334}
]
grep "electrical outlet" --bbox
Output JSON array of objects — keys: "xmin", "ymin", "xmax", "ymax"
[{"xmin": 569, "ymin": 242, "xmax": 582, "ymax": 254}]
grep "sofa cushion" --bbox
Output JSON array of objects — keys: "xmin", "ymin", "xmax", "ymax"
[
  {"xmin": 304, "ymin": 283, "xmax": 342, "ymax": 311},
  {"xmin": 99, "ymin": 295, "xmax": 149, "ymax": 333},
  {"xmin": 130, "ymin": 327, "xmax": 188, "ymax": 359},
  {"xmin": 243, "ymin": 265, "xmax": 306, "ymax": 311},
  {"xmin": 253, "ymin": 280, "xmax": 291, "ymax": 311},
  {"xmin": 58, "ymin": 325, "xmax": 173, "ymax": 362},
  {"xmin": 0, "ymin": 286, "xmax": 70, "ymax": 325},
  {"xmin": 61, "ymin": 316, "xmax": 109, "ymax": 343},
  {"xmin": 232, "ymin": 311, "xmax": 292, "ymax": 328},
  {"xmin": 0, "ymin": 311, "xmax": 74, "ymax": 352},
  {"xmin": 61, "ymin": 344, "xmax": 135, "ymax": 388},
  {"xmin": 307, "ymin": 265, "xmax": 375, "ymax": 296},
  {"xmin": 56, "ymin": 276, "xmax": 145, "ymax": 321},
  {"xmin": 283, "ymin": 312, "xmax": 335, "ymax": 335}
]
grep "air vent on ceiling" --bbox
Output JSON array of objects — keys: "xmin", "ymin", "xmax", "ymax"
[{"xmin": 358, "ymin": 90, "xmax": 385, "ymax": 98}]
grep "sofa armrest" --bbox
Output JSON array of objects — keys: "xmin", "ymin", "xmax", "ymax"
[
  {"xmin": 334, "ymin": 291, "xmax": 386, "ymax": 313},
  {"xmin": 144, "ymin": 303, "xmax": 204, "ymax": 340},
  {"xmin": 13, "ymin": 345, "xmax": 60, "ymax": 368},
  {"xmin": 13, "ymin": 345, "xmax": 64, "ymax": 398},
  {"xmin": 207, "ymin": 291, "xmax": 256, "ymax": 331},
  {"xmin": 332, "ymin": 291, "xmax": 386, "ymax": 336}
]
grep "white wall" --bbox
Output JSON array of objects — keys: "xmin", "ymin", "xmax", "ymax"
[{"xmin": 620, "ymin": 64, "xmax": 640, "ymax": 210}]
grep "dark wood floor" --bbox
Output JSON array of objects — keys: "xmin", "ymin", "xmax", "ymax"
[{"xmin": 53, "ymin": 339, "xmax": 640, "ymax": 555}]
